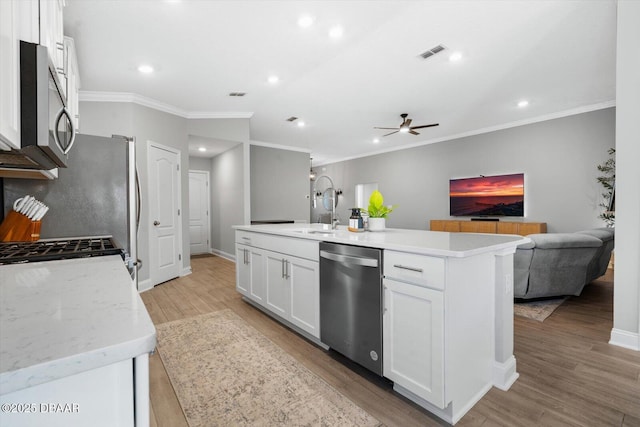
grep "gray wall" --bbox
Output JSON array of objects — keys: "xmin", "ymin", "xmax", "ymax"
[
  {"xmin": 613, "ymin": 1, "xmax": 640, "ymax": 345},
  {"xmin": 189, "ymin": 156, "xmax": 213, "ymax": 172},
  {"xmin": 250, "ymin": 146, "xmax": 310, "ymax": 222},
  {"xmin": 80, "ymin": 101, "xmax": 189, "ymax": 286},
  {"xmin": 312, "ymin": 108, "xmax": 615, "ymax": 233},
  {"xmin": 80, "ymin": 102, "xmax": 251, "ymax": 286},
  {"xmin": 211, "ymin": 144, "xmax": 245, "ymax": 257}
]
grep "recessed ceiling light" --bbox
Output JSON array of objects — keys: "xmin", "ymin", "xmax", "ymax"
[
  {"xmin": 137, "ymin": 64, "xmax": 154, "ymax": 74},
  {"xmin": 198, "ymin": 147, "xmax": 206, "ymax": 152},
  {"xmin": 373, "ymin": 138, "xmax": 380, "ymax": 144},
  {"xmin": 328, "ymin": 26, "xmax": 344, "ymax": 39},
  {"xmin": 267, "ymin": 75, "xmax": 279, "ymax": 84},
  {"xmin": 517, "ymin": 100, "xmax": 529, "ymax": 108},
  {"xmin": 298, "ymin": 15, "xmax": 314, "ymax": 28},
  {"xmin": 297, "ymin": 121, "xmax": 305, "ymax": 128},
  {"xmin": 449, "ymin": 52, "xmax": 463, "ymax": 62}
]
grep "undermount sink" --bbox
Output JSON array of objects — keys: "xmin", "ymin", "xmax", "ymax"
[{"xmin": 292, "ymin": 229, "xmax": 336, "ymax": 235}]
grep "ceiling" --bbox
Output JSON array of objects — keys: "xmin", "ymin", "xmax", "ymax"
[{"xmin": 63, "ymin": 0, "xmax": 617, "ymax": 164}]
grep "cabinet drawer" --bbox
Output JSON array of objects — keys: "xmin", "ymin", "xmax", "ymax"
[
  {"xmin": 235, "ymin": 230, "xmax": 319, "ymax": 261},
  {"xmin": 384, "ymin": 251, "xmax": 445, "ymax": 290},
  {"xmin": 236, "ymin": 230, "xmax": 257, "ymax": 245}
]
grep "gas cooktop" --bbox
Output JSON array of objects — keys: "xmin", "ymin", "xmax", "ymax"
[{"xmin": 0, "ymin": 236, "xmax": 124, "ymax": 265}]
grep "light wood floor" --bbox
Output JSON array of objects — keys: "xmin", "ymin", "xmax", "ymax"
[{"xmin": 141, "ymin": 256, "xmax": 640, "ymax": 427}]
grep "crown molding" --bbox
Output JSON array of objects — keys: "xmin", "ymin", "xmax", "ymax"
[
  {"xmin": 79, "ymin": 91, "xmax": 254, "ymax": 119},
  {"xmin": 249, "ymin": 139, "xmax": 312, "ymax": 154},
  {"xmin": 315, "ymin": 100, "xmax": 617, "ymax": 166}
]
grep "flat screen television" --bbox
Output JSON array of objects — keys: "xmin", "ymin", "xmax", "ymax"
[{"xmin": 449, "ymin": 173, "xmax": 524, "ymax": 217}]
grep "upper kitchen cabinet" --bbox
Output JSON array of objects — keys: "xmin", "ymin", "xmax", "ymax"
[
  {"xmin": 64, "ymin": 36, "xmax": 80, "ymax": 131},
  {"xmin": 40, "ymin": 0, "xmax": 66, "ymax": 95},
  {"xmin": 0, "ymin": 0, "xmax": 39, "ymax": 150}
]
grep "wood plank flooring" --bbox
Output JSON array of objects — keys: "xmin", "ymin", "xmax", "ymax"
[{"xmin": 141, "ymin": 256, "xmax": 640, "ymax": 427}]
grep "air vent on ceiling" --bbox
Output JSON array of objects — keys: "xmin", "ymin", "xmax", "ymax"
[
  {"xmin": 286, "ymin": 116, "xmax": 298, "ymax": 122},
  {"xmin": 418, "ymin": 44, "xmax": 446, "ymax": 60},
  {"xmin": 229, "ymin": 92, "xmax": 246, "ymax": 97}
]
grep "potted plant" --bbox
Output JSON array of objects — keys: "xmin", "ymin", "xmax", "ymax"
[
  {"xmin": 597, "ymin": 147, "xmax": 615, "ymax": 227},
  {"xmin": 365, "ymin": 190, "xmax": 397, "ymax": 231}
]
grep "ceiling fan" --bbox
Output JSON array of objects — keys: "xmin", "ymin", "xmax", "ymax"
[{"xmin": 374, "ymin": 113, "xmax": 439, "ymax": 137}]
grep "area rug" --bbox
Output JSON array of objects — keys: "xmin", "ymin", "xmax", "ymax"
[
  {"xmin": 156, "ymin": 309, "xmax": 382, "ymax": 427},
  {"xmin": 514, "ymin": 297, "xmax": 568, "ymax": 322}
]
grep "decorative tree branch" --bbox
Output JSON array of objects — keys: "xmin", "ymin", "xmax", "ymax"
[{"xmin": 597, "ymin": 147, "xmax": 615, "ymax": 227}]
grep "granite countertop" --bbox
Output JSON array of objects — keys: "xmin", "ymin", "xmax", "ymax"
[
  {"xmin": 233, "ymin": 223, "xmax": 530, "ymax": 257},
  {"xmin": 0, "ymin": 255, "xmax": 156, "ymax": 395}
]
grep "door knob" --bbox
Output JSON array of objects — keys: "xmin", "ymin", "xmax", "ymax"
[{"xmin": 153, "ymin": 220, "xmax": 160, "ymax": 226}]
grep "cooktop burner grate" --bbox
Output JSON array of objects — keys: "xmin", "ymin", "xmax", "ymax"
[{"xmin": 0, "ymin": 236, "xmax": 124, "ymax": 265}]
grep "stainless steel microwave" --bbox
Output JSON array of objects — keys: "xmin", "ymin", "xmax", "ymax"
[{"xmin": 0, "ymin": 41, "xmax": 74, "ymax": 172}]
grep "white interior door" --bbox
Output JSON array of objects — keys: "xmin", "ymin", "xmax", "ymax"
[
  {"xmin": 189, "ymin": 170, "xmax": 210, "ymax": 255},
  {"xmin": 148, "ymin": 142, "xmax": 181, "ymax": 286}
]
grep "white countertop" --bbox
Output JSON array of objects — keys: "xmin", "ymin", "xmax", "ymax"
[
  {"xmin": 234, "ymin": 223, "xmax": 529, "ymax": 257},
  {"xmin": 0, "ymin": 255, "xmax": 156, "ymax": 395}
]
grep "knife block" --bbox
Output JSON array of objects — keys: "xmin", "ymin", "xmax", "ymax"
[{"xmin": 0, "ymin": 210, "xmax": 41, "ymax": 242}]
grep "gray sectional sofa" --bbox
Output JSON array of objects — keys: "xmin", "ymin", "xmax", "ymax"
[{"xmin": 514, "ymin": 227, "xmax": 614, "ymax": 299}]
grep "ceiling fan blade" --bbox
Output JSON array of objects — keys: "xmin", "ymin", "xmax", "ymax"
[
  {"xmin": 410, "ymin": 123, "xmax": 439, "ymax": 130},
  {"xmin": 383, "ymin": 130, "xmax": 399, "ymax": 137},
  {"xmin": 404, "ymin": 118, "xmax": 412, "ymax": 127},
  {"xmin": 374, "ymin": 127, "xmax": 400, "ymax": 130},
  {"xmin": 409, "ymin": 130, "xmax": 420, "ymax": 135}
]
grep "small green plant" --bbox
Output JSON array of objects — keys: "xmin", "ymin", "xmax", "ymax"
[
  {"xmin": 366, "ymin": 190, "xmax": 397, "ymax": 218},
  {"xmin": 597, "ymin": 147, "xmax": 615, "ymax": 226}
]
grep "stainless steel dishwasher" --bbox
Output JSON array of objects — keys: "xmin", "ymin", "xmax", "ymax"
[{"xmin": 319, "ymin": 242, "xmax": 383, "ymax": 375}]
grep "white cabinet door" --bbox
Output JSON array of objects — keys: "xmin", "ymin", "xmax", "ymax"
[
  {"xmin": 235, "ymin": 245, "xmax": 251, "ymax": 297},
  {"xmin": 235, "ymin": 243, "xmax": 266, "ymax": 303},
  {"xmin": 0, "ymin": 0, "xmax": 38, "ymax": 150},
  {"xmin": 40, "ymin": 0, "xmax": 65, "ymax": 90},
  {"xmin": 265, "ymin": 252, "xmax": 290, "ymax": 318},
  {"xmin": 383, "ymin": 278, "xmax": 445, "ymax": 408},
  {"xmin": 0, "ymin": 359, "xmax": 135, "ymax": 427},
  {"xmin": 249, "ymin": 249, "xmax": 266, "ymax": 304},
  {"xmin": 289, "ymin": 256, "xmax": 320, "ymax": 338}
]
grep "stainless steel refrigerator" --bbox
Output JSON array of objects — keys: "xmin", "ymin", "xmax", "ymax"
[{"xmin": 2, "ymin": 134, "xmax": 139, "ymax": 283}]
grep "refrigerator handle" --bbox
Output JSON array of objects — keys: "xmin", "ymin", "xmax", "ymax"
[{"xmin": 135, "ymin": 168, "xmax": 141, "ymax": 231}]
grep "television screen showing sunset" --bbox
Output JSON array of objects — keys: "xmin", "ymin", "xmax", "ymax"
[{"xmin": 449, "ymin": 173, "xmax": 524, "ymax": 216}]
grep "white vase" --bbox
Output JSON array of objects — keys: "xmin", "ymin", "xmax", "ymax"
[{"xmin": 368, "ymin": 217, "xmax": 386, "ymax": 232}]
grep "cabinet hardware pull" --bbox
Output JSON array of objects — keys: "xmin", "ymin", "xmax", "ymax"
[
  {"xmin": 281, "ymin": 259, "xmax": 285, "ymax": 278},
  {"xmin": 393, "ymin": 264, "xmax": 423, "ymax": 273},
  {"xmin": 284, "ymin": 260, "xmax": 289, "ymax": 279}
]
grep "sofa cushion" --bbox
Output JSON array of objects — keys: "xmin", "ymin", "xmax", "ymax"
[
  {"xmin": 576, "ymin": 227, "xmax": 614, "ymax": 242},
  {"xmin": 527, "ymin": 233, "xmax": 602, "ymax": 249},
  {"xmin": 517, "ymin": 240, "xmax": 536, "ymax": 250}
]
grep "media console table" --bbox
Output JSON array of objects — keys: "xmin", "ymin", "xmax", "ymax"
[{"xmin": 430, "ymin": 220, "xmax": 547, "ymax": 236}]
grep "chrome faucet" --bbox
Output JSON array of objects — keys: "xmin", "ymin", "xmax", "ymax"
[{"xmin": 313, "ymin": 175, "xmax": 338, "ymax": 229}]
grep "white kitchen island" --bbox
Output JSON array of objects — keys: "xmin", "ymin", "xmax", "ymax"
[
  {"xmin": 234, "ymin": 223, "xmax": 528, "ymax": 425},
  {"xmin": 0, "ymin": 255, "xmax": 156, "ymax": 427}
]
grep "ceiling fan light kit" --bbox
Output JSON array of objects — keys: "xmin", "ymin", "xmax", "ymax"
[{"xmin": 374, "ymin": 113, "xmax": 439, "ymax": 137}]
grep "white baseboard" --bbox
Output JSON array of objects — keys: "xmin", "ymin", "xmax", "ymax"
[
  {"xmin": 137, "ymin": 278, "xmax": 152, "ymax": 293},
  {"xmin": 392, "ymin": 384, "xmax": 453, "ymax": 425},
  {"xmin": 211, "ymin": 248, "xmax": 235, "ymax": 262},
  {"xmin": 180, "ymin": 266, "xmax": 192, "ymax": 277},
  {"xmin": 609, "ymin": 328, "xmax": 640, "ymax": 351},
  {"xmin": 493, "ymin": 356, "xmax": 520, "ymax": 390}
]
